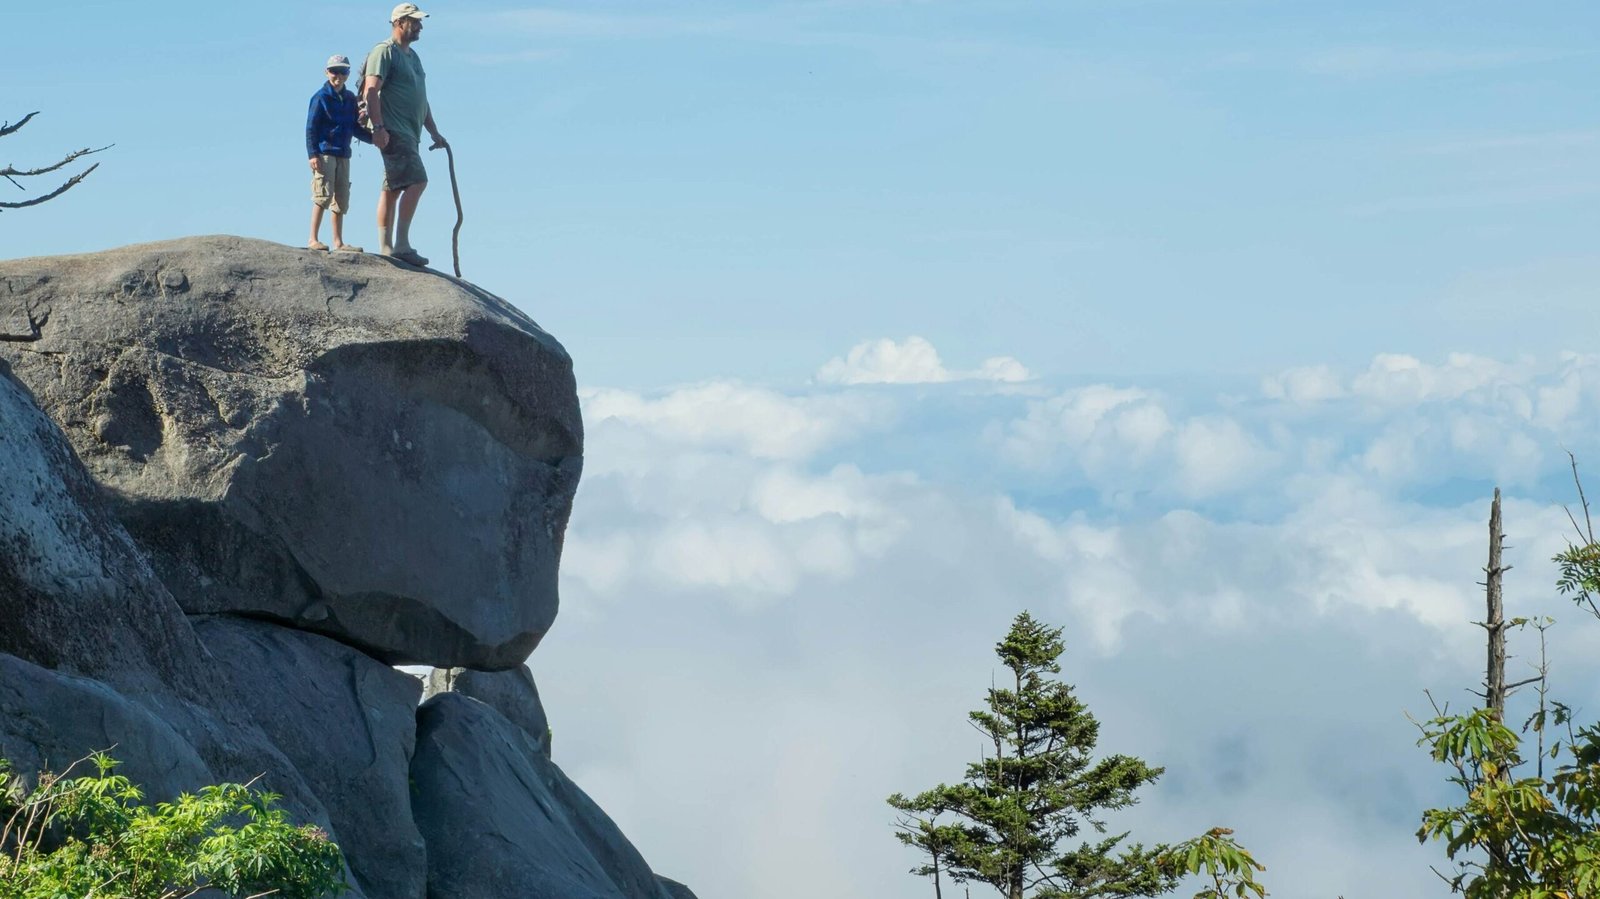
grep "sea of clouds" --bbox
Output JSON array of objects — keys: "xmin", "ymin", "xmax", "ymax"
[{"xmin": 532, "ymin": 338, "xmax": 1600, "ymax": 899}]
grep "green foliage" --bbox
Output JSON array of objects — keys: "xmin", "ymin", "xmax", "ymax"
[
  {"xmin": 1553, "ymin": 460, "xmax": 1600, "ymax": 625},
  {"xmin": 1417, "ymin": 509, "xmax": 1600, "ymax": 899},
  {"xmin": 1156, "ymin": 829, "xmax": 1266, "ymax": 899},
  {"xmin": 1416, "ymin": 704, "xmax": 1600, "ymax": 899},
  {"xmin": 889, "ymin": 612, "xmax": 1264, "ymax": 899},
  {"xmin": 0, "ymin": 752, "xmax": 347, "ymax": 899},
  {"xmin": 1554, "ymin": 540, "xmax": 1600, "ymax": 622},
  {"xmin": 885, "ymin": 808, "xmax": 966, "ymax": 895}
]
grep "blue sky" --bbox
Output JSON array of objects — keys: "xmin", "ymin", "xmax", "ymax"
[
  {"xmin": 6, "ymin": 2, "xmax": 1600, "ymax": 898},
  {"xmin": 6, "ymin": 1, "xmax": 1598, "ymax": 386}
]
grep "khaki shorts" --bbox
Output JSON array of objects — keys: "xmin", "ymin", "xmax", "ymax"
[
  {"xmin": 310, "ymin": 154, "xmax": 351, "ymax": 214},
  {"xmin": 380, "ymin": 138, "xmax": 427, "ymax": 191}
]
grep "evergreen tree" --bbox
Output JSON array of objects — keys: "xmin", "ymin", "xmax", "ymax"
[
  {"xmin": 888, "ymin": 809, "xmax": 964, "ymax": 899},
  {"xmin": 888, "ymin": 612, "xmax": 1173, "ymax": 899}
]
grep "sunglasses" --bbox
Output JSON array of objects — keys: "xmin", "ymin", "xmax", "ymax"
[{"xmin": 328, "ymin": 68, "xmax": 351, "ymax": 75}]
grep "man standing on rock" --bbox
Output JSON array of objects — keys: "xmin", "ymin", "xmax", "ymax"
[{"xmin": 362, "ymin": 3, "xmax": 448, "ymax": 267}]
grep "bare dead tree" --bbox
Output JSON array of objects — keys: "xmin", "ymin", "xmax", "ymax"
[
  {"xmin": 1483, "ymin": 488, "xmax": 1510, "ymax": 720},
  {"xmin": 1478, "ymin": 489, "xmax": 1543, "ymax": 720},
  {"xmin": 1476, "ymin": 488, "xmax": 1534, "ymax": 892},
  {"xmin": 1, "ymin": 112, "xmax": 110, "ymax": 211}
]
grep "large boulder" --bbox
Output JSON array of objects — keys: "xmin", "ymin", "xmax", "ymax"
[
  {"xmin": 0, "ymin": 652, "xmax": 210, "ymax": 801},
  {"xmin": 412, "ymin": 693, "xmax": 673, "ymax": 899},
  {"xmin": 0, "ymin": 236, "xmax": 583, "ymax": 668},
  {"xmin": 1, "ymin": 239, "xmax": 695, "ymax": 899},
  {"xmin": 194, "ymin": 617, "xmax": 427, "ymax": 899},
  {"xmin": 0, "ymin": 362, "xmax": 351, "ymax": 881},
  {"xmin": 0, "ymin": 362, "xmax": 199, "ymax": 693},
  {"xmin": 424, "ymin": 664, "xmax": 551, "ymax": 756}
]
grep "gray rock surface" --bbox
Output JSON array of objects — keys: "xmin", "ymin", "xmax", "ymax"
[
  {"xmin": 657, "ymin": 877, "xmax": 700, "ymax": 899},
  {"xmin": 194, "ymin": 617, "xmax": 426, "ymax": 899},
  {"xmin": 0, "ymin": 363, "xmax": 352, "ymax": 886},
  {"xmin": 0, "ymin": 652, "xmax": 210, "ymax": 800},
  {"xmin": 0, "ymin": 236, "xmax": 582, "ymax": 668},
  {"xmin": 1, "ymin": 237, "xmax": 697, "ymax": 899},
  {"xmin": 0, "ymin": 362, "xmax": 199, "ymax": 695},
  {"xmin": 424, "ymin": 664, "xmax": 551, "ymax": 756},
  {"xmin": 413, "ymin": 694, "xmax": 673, "ymax": 899}
]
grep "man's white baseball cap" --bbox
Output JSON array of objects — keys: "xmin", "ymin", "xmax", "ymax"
[
  {"xmin": 326, "ymin": 55, "xmax": 352, "ymax": 70},
  {"xmin": 390, "ymin": 3, "xmax": 428, "ymax": 22}
]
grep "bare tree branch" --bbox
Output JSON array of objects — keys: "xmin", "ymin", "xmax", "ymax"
[
  {"xmin": 1, "ymin": 111, "xmax": 108, "ymax": 211},
  {"xmin": 1569, "ymin": 449, "xmax": 1594, "ymax": 543},
  {"xmin": 0, "ymin": 162, "xmax": 100, "ymax": 210},
  {"xmin": 0, "ymin": 144, "xmax": 112, "ymax": 182},
  {"xmin": 0, "ymin": 112, "xmax": 39, "ymax": 139}
]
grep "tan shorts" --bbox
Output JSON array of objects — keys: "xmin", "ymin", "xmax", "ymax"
[
  {"xmin": 380, "ymin": 139, "xmax": 427, "ymax": 192},
  {"xmin": 311, "ymin": 154, "xmax": 351, "ymax": 214}
]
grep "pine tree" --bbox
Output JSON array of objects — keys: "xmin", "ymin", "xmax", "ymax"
[
  {"xmin": 887, "ymin": 810, "xmax": 964, "ymax": 899},
  {"xmin": 888, "ymin": 612, "xmax": 1172, "ymax": 899}
]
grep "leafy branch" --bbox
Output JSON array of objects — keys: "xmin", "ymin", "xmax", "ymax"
[{"xmin": 0, "ymin": 751, "xmax": 347, "ymax": 899}]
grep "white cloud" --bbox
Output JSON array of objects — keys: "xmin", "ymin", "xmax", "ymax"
[
  {"xmin": 552, "ymin": 420, "xmax": 1582, "ymax": 897},
  {"xmin": 1265, "ymin": 352, "xmax": 1600, "ymax": 418},
  {"xmin": 1000, "ymin": 387, "xmax": 1272, "ymax": 500},
  {"xmin": 1350, "ymin": 352, "xmax": 1524, "ymax": 405},
  {"xmin": 816, "ymin": 336, "xmax": 1030, "ymax": 386},
  {"xmin": 747, "ymin": 465, "xmax": 886, "ymax": 524},
  {"xmin": 645, "ymin": 519, "xmax": 816, "ymax": 599},
  {"xmin": 975, "ymin": 354, "xmax": 1031, "ymax": 384},
  {"xmin": 582, "ymin": 382, "xmax": 883, "ymax": 462},
  {"xmin": 1534, "ymin": 354, "xmax": 1600, "ymax": 428},
  {"xmin": 563, "ymin": 457, "xmax": 912, "ymax": 608},
  {"xmin": 999, "ymin": 352, "xmax": 1600, "ymax": 504},
  {"xmin": 1000, "ymin": 384, "xmax": 1169, "ymax": 469},
  {"xmin": 1261, "ymin": 364, "xmax": 1345, "ymax": 404},
  {"xmin": 1173, "ymin": 417, "xmax": 1277, "ymax": 498},
  {"xmin": 568, "ymin": 363, "xmax": 1558, "ymax": 644},
  {"xmin": 1360, "ymin": 420, "xmax": 1424, "ymax": 480},
  {"xmin": 545, "ymin": 349, "xmax": 1600, "ymax": 899}
]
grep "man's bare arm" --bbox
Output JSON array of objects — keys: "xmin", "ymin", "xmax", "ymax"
[
  {"xmin": 363, "ymin": 75, "xmax": 389, "ymax": 149},
  {"xmin": 424, "ymin": 108, "xmax": 447, "ymax": 149}
]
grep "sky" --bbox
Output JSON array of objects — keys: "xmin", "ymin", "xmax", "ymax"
[{"xmin": 6, "ymin": 2, "xmax": 1600, "ymax": 898}]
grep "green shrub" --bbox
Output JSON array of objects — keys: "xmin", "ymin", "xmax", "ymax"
[{"xmin": 0, "ymin": 751, "xmax": 347, "ymax": 899}]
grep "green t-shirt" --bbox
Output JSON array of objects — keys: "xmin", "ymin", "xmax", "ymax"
[{"xmin": 364, "ymin": 39, "xmax": 427, "ymax": 145}]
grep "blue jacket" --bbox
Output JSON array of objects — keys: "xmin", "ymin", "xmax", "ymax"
[{"xmin": 306, "ymin": 81, "xmax": 371, "ymax": 158}]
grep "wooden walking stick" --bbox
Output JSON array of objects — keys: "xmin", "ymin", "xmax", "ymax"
[{"xmin": 439, "ymin": 141, "xmax": 464, "ymax": 278}]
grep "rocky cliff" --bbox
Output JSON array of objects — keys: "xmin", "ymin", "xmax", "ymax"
[{"xmin": 0, "ymin": 236, "xmax": 696, "ymax": 899}]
